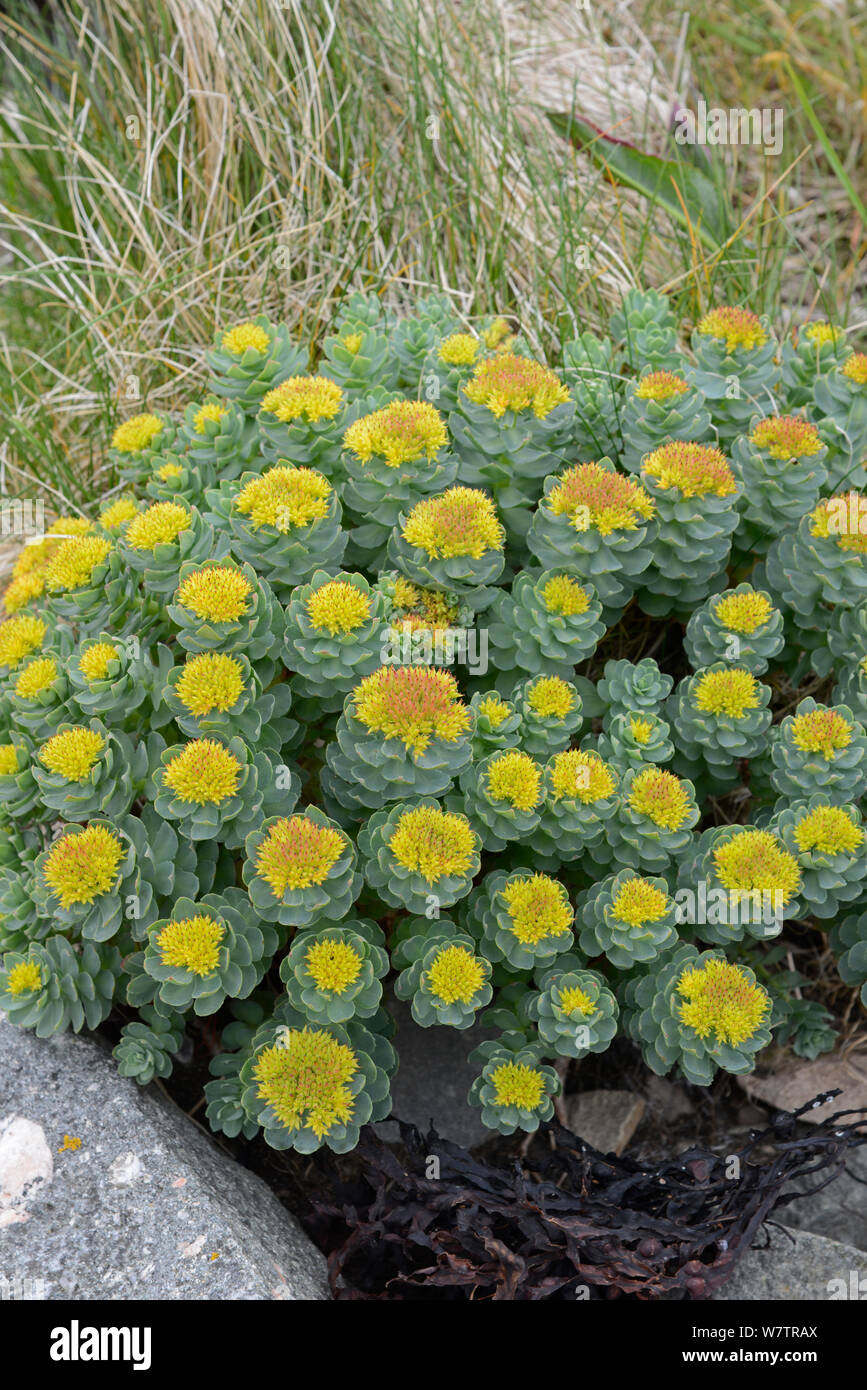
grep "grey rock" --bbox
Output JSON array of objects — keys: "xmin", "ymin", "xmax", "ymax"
[
  {"xmin": 777, "ymin": 1143, "xmax": 867, "ymax": 1253},
  {"xmin": 738, "ymin": 1053, "xmax": 867, "ymax": 1123},
  {"xmin": 643, "ymin": 1073, "xmax": 694, "ymax": 1123},
  {"xmin": 375, "ymin": 997, "xmax": 494, "ymax": 1149},
  {"xmin": 736, "ymin": 1055, "xmax": 867, "ymax": 1252},
  {"xmin": 714, "ymin": 1225, "xmax": 867, "ymax": 1301},
  {"xmin": 0, "ymin": 1013, "xmax": 330, "ymax": 1300},
  {"xmin": 563, "ymin": 1089, "xmax": 646, "ymax": 1155}
]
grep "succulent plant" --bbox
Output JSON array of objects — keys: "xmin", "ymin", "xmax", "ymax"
[
  {"xmin": 67, "ymin": 632, "xmax": 171, "ymax": 730},
  {"xmin": 468, "ymin": 1035, "xmax": 559, "ymax": 1134},
  {"xmin": 594, "ymin": 709, "xmax": 675, "ymax": 771},
  {"xmin": 468, "ymin": 691, "xmax": 522, "ymax": 759},
  {"xmin": 684, "ymin": 585, "xmax": 785, "ymax": 675},
  {"xmin": 536, "ymin": 747, "xmax": 620, "ymax": 860},
  {"xmin": 7, "ymin": 652, "xmax": 73, "ymax": 740},
  {"xmin": 333, "ymin": 290, "xmax": 390, "ymax": 333},
  {"xmin": 577, "ymin": 868, "xmax": 679, "ymax": 969},
  {"xmin": 831, "ymin": 655, "xmax": 867, "ymax": 724},
  {"xmin": 559, "ymin": 332, "xmax": 622, "ymax": 460},
  {"xmin": 449, "ymin": 352, "xmax": 575, "ymax": 538},
  {"xmin": 168, "ymin": 559, "xmax": 283, "ymax": 661},
  {"xmin": 597, "ymin": 657, "xmax": 673, "ymax": 720},
  {"xmin": 386, "ymin": 486, "xmax": 506, "ymax": 609},
  {"xmin": 358, "ymin": 798, "xmax": 481, "ymax": 913},
  {"xmin": 765, "ymin": 493, "xmax": 867, "ymax": 631},
  {"xmin": 392, "ymin": 916, "xmax": 493, "ymax": 1028},
  {"xmin": 109, "ymin": 412, "xmax": 175, "ymax": 484},
  {"xmin": 768, "ymin": 698, "xmax": 867, "ymax": 802},
  {"xmin": 0, "ymin": 936, "xmax": 122, "ymax": 1037},
  {"xmin": 374, "ymin": 581, "xmax": 481, "ymax": 683},
  {"xmin": 588, "ymin": 766, "xmax": 699, "ymax": 874},
  {"xmin": 675, "ymin": 824, "xmax": 801, "ymax": 945},
  {"xmin": 32, "ymin": 817, "xmax": 158, "ymax": 942},
  {"xmin": 780, "ymin": 321, "xmax": 848, "ymax": 408},
  {"xmin": 3, "ymin": 285, "xmax": 865, "ymax": 1158},
  {"xmin": 526, "ymin": 956, "xmax": 619, "ymax": 1058},
  {"xmin": 131, "ymin": 889, "xmax": 279, "ymax": 1016},
  {"xmin": 204, "ymin": 1000, "xmax": 269, "ymax": 1139},
  {"xmin": 620, "ymin": 370, "xmax": 714, "ymax": 473},
  {"xmin": 113, "ymin": 1006, "xmax": 185, "ymax": 1084},
  {"xmin": 206, "ymin": 464, "xmax": 347, "ymax": 600},
  {"xmin": 771, "ymin": 991, "xmax": 838, "ymax": 1061},
  {"xmin": 730, "ymin": 415, "xmax": 827, "ymax": 560},
  {"xmin": 689, "ymin": 307, "xmax": 778, "ymax": 447},
  {"xmin": 319, "ymin": 322, "xmax": 400, "ymax": 398},
  {"xmin": 257, "ymin": 375, "xmax": 350, "ymax": 474},
  {"xmin": 144, "ymin": 449, "xmax": 218, "ymax": 507},
  {"xmin": 0, "ymin": 612, "xmax": 52, "ymax": 680},
  {"xmin": 238, "ymin": 997, "xmax": 397, "ymax": 1152},
  {"xmin": 0, "ymin": 732, "xmax": 42, "ymax": 821},
  {"xmin": 527, "ymin": 460, "xmax": 656, "ymax": 621},
  {"xmin": 243, "ymin": 807, "xmax": 360, "ymax": 928},
  {"xmin": 34, "ymin": 720, "xmax": 153, "ymax": 821},
  {"xmin": 279, "ymin": 918, "xmax": 389, "ymax": 1024},
  {"xmin": 829, "ymin": 910, "xmax": 867, "ymax": 1006},
  {"xmin": 117, "ymin": 500, "xmax": 225, "ymax": 597},
  {"xmin": 666, "ymin": 664, "xmax": 772, "ymax": 787},
  {"xmin": 636, "ymin": 442, "xmax": 741, "ymax": 618},
  {"xmin": 610, "ymin": 288, "xmax": 681, "ymax": 374},
  {"xmin": 770, "ymin": 796, "xmax": 867, "ymax": 919},
  {"xmin": 461, "ymin": 868, "xmax": 575, "ymax": 971},
  {"xmin": 321, "ymin": 666, "xmax": 474, "ymax": 818},
  {"xmin": 96, "ymin": 495, "xmax": 142, "ymax": 536},
  {"xmin": 178, "ymin": 396, "xmax": 258, "ymax": 479},
  {"xmin": 153, "ymin": 736, "xmax": 286, "ymax": 848},
  {"xmin": 421, "ymin": 332, "xmax": 484, "ymax": 412},
  {"xmin": 341, "ymin": 400, "xmax": 458, "ymax": 567},
  {"xmin": 826, "ymin": 601, "xmax": 867, "ymax": 675},
  {"xmin": 42, "ymin": 534, "xmax": 139, "ymax": 634},
  {"xmin": 812, "ymin": 352, "xmax": 867, "ymax": 483},
  {"xmin": 161, "ymin": 650, "xmax": 295, "ymax": 750},
  {"xmin": 205, "ymin": 316, "xmax": 308, "ymax": 411},
  {"xmin": 389, "ymin": 292, "xmax": 461, "ymax": 388},
  {"xmin": 283, "ymin": 570, "xmax": 388, "ymax": 704},
  {"xmin": 457, "ymin": 747, "xmax": 543, "ymax": 852},
  {"xmin": 622, "ymin": 945, "xmax": 774, "ymax": 1085},
  {"xmin": 512, "ymin": 673, "xmax": 582, "ymax": 756},
  {"xmin": 486, "ymin": 569, "xmax": 606, "ymax": 679}
]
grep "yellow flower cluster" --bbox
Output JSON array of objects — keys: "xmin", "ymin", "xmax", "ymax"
[
  {"xmin": 714, "ymin": 590, "xmax": 773, "ymax": 634},
  {"xmin": 499, "ymin": 873, "xmax": 572, "ymax": 945},
  {"xmin": 485, "ymin": 750, "xmax": 543, "ymax": 811},
  {"xmin": 547, "ymin": 463, "xmax": 654, "ymax": 535},
  {"xmin": 352, "ymin": 666, "xmax": 470, "ymax": 756},
  {"xmin": 696, "ymin": 306, "xmax": 768, "ymax": 352},
  {"xmin": 463, "ymin": 353, "xmax": 569, "ymax": 419},
  {"xmin": 642, "ymin": 442, "xmax": 736, "ymax": 499},
  {"xmin": 401, "ymin": 487, "xmax": 504, "ymax": 559},
  {"xmin": 255, "ymin": 1029, "xmax": 357, "ymax": 1138},
  {"xmin": 343, "ymin": 400, "xmax": 447, "ymax": 468},
  {"xmin": 254, "ymin": 816, "xmax": 345, "ymax": 895},
  {"xmin": 677, "ymin": 958, "xmax": 769, "ymax": 1047},
  {"xmin": 388, "ymin": 805, "xmax": 477, "ymax": 883},
  {"xmin": 235, "ymin": 466, "xmax": 331, "ymax": 531},
  {"xmin": 426, "ymin": 943, "xmax": 486, "ymax": 1005}
]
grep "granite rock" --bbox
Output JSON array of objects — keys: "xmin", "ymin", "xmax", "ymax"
[
  {"xmin": 714, "ymin": 1225, "xmax": 867, "ymax": 1301},
  {"xmin": 375, "ymin": 997, "xmax": 494, "ymax": 1149},
  {"xmin": 0, "ymin": 1013, "xmax": 329, "ymax": 1300},
  {"xmin": 563, "ymin": 1089, "xmax": 646, "ymax": 1155}
]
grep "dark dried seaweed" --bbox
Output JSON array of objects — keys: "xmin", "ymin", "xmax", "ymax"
[{"xmin": 307, "ymin": 1090, "xmax": 867, "ymax": 1300}]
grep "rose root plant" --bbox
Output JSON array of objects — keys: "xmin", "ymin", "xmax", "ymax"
[{"xmin": 2, "ymin": 287, "xmax": 865, "ymax": 1154}]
